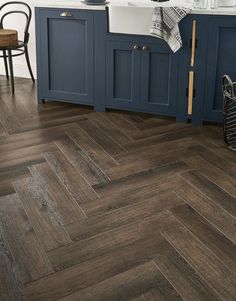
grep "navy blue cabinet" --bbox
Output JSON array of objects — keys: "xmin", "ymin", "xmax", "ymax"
[
  {"xmin": 106, "ymin": 38, "xmax": 180, "ymax": 116},
  {"xmin": 106, "ymin": 41, "xmax": 140, "ymax": 109},
  {"xmin": 203, "ymin": 17, "xmax": 236, "ymax": 122},
  {"xmin": 35, "ymin": 8, "xmax": 94, "ymax": 104}
]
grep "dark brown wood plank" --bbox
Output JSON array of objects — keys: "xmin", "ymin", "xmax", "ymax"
[
  {"xmin": 184, "ymin": 154, "xmax": 236, "ymax": 197},
  {"xmin": 66, "ymin": 192, "xmax": 184, "ymax": 241},
  {"xmin": 44, "ymin": 149, "xmax": 98, "ymax": 204},
  {"xmin": 171, "ymin": 203, "xmax": 236, "ymax": 273},
  {"xmin": 161, "ymin": 214, "xmax": 236, "ymax": 301},
  {"xmin": 56, "ymin": 261, "xmax": 162, "ymax": 301},
  {"xmin": 29, "ymin": 162, "xmax": 86, "ymax": 225},
  {"xmin": 106, "ymin": 149, "xmax": 191, "ymax": 181},
  {"xmin": 94, "ymin": 161, "xmax": 188, "ymax": 199},
  {"xmin": 153, "ymin": 239, "xmax": 220, "ymax": 301},
  {"xmin": 48, "ymin": 211, "xmax": 171, "ymax": 271},
  {"xmin": 0, "ymin": 234, "xmax": 26, "ymax": 301},
  {"xmin": 13, "ymin": 177, "xmax": 72, "ymax": 251},
  {"xmin": 77, "ymin": 119, "xmax": 127, "ymax": 156},
  {"xmin": 0, "ymin": 194, "xmax": 53, "ymax": 283},
  {"xmin": 66, "ymin": 126, "xmax": 119, "ymax": 170},
  {"xmin": 180, "ymin": 170, "xmax": 236, "ymax": 218},
  {"xmin": 0, "ymin": 99, "xmax": 21, "ymax": 134},
  {"xmin": 89, "ymin": 112, "xmax": 134, "ymax": 145},
  {"xmin": 176, "ymin": 183, "xmax": 236, "ymax": 244},
  {"xmin": 25, "ymin": 236, "xmax": 166, "ymax": 301},
  {"xmin": 55, "ymin": 135, "xmax": 110, "ymax": 185}
]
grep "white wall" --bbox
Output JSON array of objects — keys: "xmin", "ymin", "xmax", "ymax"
[{"xmin": 0, "ymin": 0, "xmax": 38, "ymax": 78}]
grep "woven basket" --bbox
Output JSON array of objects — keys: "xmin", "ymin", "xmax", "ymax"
[{"xmin": 222, "ymin": 75, "xmax": 236, "ymax": 151}]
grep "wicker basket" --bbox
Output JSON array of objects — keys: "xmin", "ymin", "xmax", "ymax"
[{"xmin": 222, "ymin": 75, "xmax": 236, "ymax": 151}]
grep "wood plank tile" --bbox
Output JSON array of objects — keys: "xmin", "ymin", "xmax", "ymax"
[
  {"xmin": 25, "ymin": 236, "xmax": 166, "ymax": 301},
  {"xmin": 77, "ymin": 119, "xmax": 127, "ymax": 156},
  {"xmin": 66, "ymin": 126, "xmax": 118, "ymax": 170},
  {"xmin": 106, "ymin": 149, "xmax": 191, "ymax": 181},
  {"xmin": 189, "ymin": 145, "xmax": 236, "ymax": 178},
  {"xmin": 180, "ymin": 170, "xmax": 236, "ymax": 218},
  {"xmin": 0, "ymin": 194, "xmax": 53, "ymax": 283},
  {"xmin": 44, "ymin": 149, "xmax": 98, "ymax": 204},
  {"xmin": 0, "ymin": 234, "xmax": 25, "ymax": 301},
  {"xmin": 83, "ymin": 176, "xmax": 180, "ymax": 217},
  {"xmin": 153, "ymin": 240, "xmax": 220, "ymax": 301},
  {"xmin": 171, "ymin": 203, "xmax": 236, "ymax": 273},
  {"xmin": 48, "ymin": 211, "xmax": 171, "ymax": 271},
  {"xmin": 142, "ymin": 287, "xmax": 183, "ymax": 301},
  {"xmin": 56, "ymin": 261, "xmax": 162, "ymax": 301},
  {"xmin": 13, "ymin": 177, "xmax": 72, "ymax": 251},
  {"xmin": 94, "ymin": 161, "xmax": 188, "ymax": 199},
  {"xmin": 176, "ymin": 183, "xmax": 236, "ymax": 244},
  {"xmin": 66, "ymin": 192, "xmax": 184, "ymax": 241},
  {"xmin": 161, "ymin": 214, "xmax": 236, "ymax": 301},
  {"xmin": 184, "ymin": 154, "xmax": 236, "ymax": 197},
  {"xmin": 115, "ymin": 137, "xmax": 195, "ymax": 165},
  {"xmin": 55, "ymin": 135, "xmax": 109, "ymax": 185},
  {"xmin": 89, "ymin": 112, "xmax": 134, "ymax": 145},
  {"xmin": 0, "ymin": 99, "xmax": 21, "ymax": 134},
  {"xmin": 29, "ymin": 162, "xmax": 86, "ymax": 225}
]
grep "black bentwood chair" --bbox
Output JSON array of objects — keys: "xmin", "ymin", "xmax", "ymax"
[{"xmin": 0, "ymin": 1, "xmax": 35, "ymax": 94}]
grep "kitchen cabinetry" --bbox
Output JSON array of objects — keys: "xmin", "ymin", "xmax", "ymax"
[
  {"xmin": 35, "ymin": 8, "xmax": 94, "ymax": 104},
  {"xmin": 35, "ymin": 7, "xmax": 236, "ymax": 124},
  {"xmin": 106, "ymin": 37, "xmax": 180, "ymax": 116},
  {"xmin": 203, "ymin": 16, "xmax": 236, "ymax": 122}
]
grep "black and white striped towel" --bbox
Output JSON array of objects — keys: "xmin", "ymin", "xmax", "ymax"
[{"xmin": 150, "ymin": 7, "xmax": 191, "ymax": 52}]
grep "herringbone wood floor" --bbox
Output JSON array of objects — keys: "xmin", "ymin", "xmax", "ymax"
[{"xmin": 0, "ymin": 76, "xmax": 236, "ymax": 301}]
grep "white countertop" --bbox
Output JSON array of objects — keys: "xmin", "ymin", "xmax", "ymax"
[{"xmin": 35, "ymin": 0, "xmax": 236, "ymax": 15}]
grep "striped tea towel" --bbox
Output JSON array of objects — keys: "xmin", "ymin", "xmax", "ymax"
[{"xmin": 150, "ymin": 7, "xmax": 191, "ymax": 52}]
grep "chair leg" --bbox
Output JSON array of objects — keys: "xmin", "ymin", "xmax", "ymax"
[
  {"xmin": 7, "ymin": 50, "xmax": 15, "ymax": 95},
  {"xmin": 24, "ymin": 46, "xmax": 35, "ymax": 83},
  {"xmin": 3, "ymin": 50, "xmax": 9, "ymax": 80}
]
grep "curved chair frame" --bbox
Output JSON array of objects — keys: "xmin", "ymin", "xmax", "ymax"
[{"xmin": 0, "ymin": 1, "xmax": 34, "ymax": 94}]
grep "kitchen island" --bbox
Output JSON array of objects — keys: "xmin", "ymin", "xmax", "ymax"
[{"xmin": 35, "ymin": 0, "xmax": 236, "ymax": 124}]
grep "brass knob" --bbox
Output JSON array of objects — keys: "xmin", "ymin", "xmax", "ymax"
[
  {"xmin": 133, "ymin": 45, "xmax": 140, "ymax": 50},
  {"xmin": 60, "ymin": 12, "xmax": 72, "ymax": 17},
  {"xmin": 142, "ymin": 45, "xmax": 149, "ymax": 51}
]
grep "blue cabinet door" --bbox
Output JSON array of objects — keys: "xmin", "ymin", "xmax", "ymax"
[
  {"xmin": 140, "ymin": 41, "xmax": 179, "ymax": 116},
  {"xmin": 106, "ymin": 41, "xmax": 141, "ymax": 109},
  {"xmin": 204, "ymin": 17, "xmax": 236, "ymax": 122},
  {"xmin": 37, "ymin": 8, "xmax": 94, "ymax": 104}
]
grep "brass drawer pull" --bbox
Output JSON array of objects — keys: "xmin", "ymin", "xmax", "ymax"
[
  {"xmin": 188, "ymin": 71, "xmax": 194, "ymax": 116},
  {"xmin": 191, "ymin": 20, "xmax": 196, "ymax": 67},
  {"xmin": 60, "ymin": 12, "xmax": 72, "ymax": 17}
]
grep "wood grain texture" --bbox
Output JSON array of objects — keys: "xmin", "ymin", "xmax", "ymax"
[
  {"xmin": 55, "ymin": 134, "xmax": 109, "ymax": 185},
  {"xmin": 161, "ymin": 215, "xmax": 236, "ymax": 301},
  {"xmin": 13, "ymin": 177, "xmax": 72, "ymax": 251},
  {"xmin": 44, "ymin": 149, "xmax": 98, "ymax": 204},
  {"xmin": 0, "ymin": 194, "xmax": 53, "ymax": 284},
  {"xmin": 0, "ymin": 77, "xmax": 235, "ymax": 301}
]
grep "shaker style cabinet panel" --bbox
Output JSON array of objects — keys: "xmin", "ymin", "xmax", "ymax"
[
  {"xmin": 35, "ymin": 9, "xmax": 94, "ymax": 104},
  {"xmin": 140, "ymin": 42, "xmax": 179, "ymax": 115},
  {"xmin": 204, "ymin": 17, "xmax": 236, "ymax": 122},
  {"xmin": 105, "ymin": 38, "xmax": 179, "ymax": 116},
  {"xmin": 106, "ymin": 41, "xmax": 140, "ymax": 108}
]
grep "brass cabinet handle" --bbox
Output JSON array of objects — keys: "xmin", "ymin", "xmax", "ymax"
[
  {"xmin": 188, "ymin": 71, "xmax": 194, "ymax": 116},
  {"xmin": 142, "ymin": 45, "xmax": 149, "ymax": 51},
  {"xmin": 133, "ymin": 45, "xmax": 140, "ymax": 50},
  {"xmin": 190, "ymin": 20, "xmax": 197, "ymax": 67},
  {"xmin": 60, "ymin": 12, "xmax": 72, "ymax": 17}
]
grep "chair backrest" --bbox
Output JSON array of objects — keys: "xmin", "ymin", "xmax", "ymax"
[{"xmin": 0, "ymin": 1, "xmax": 32, "ymax": 44}]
